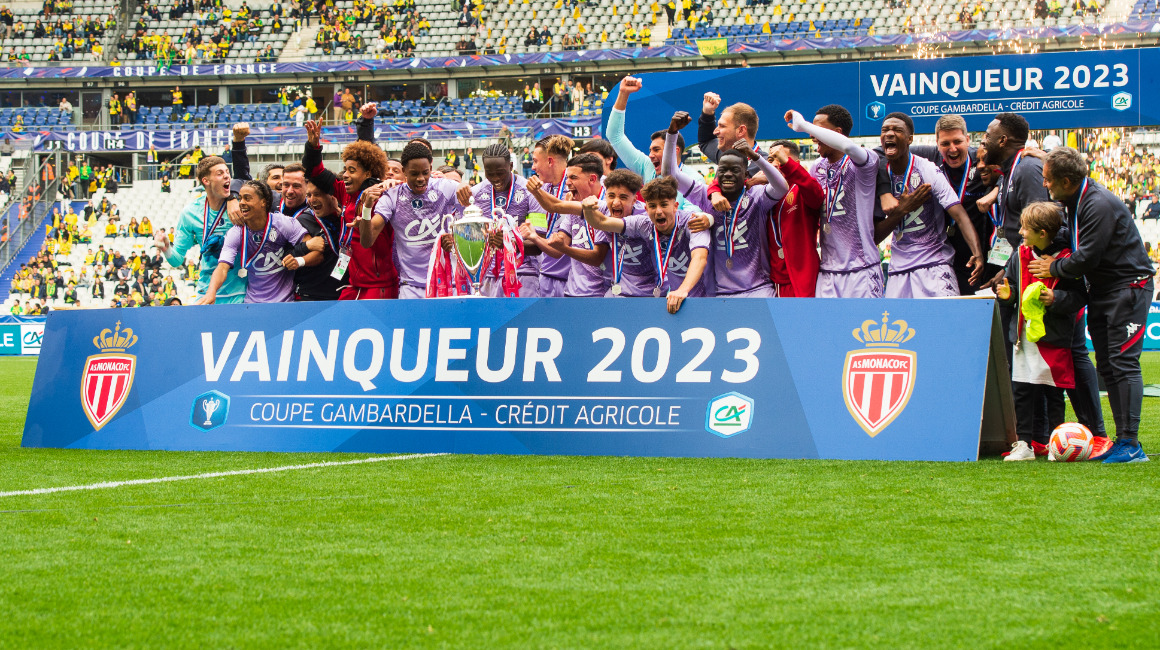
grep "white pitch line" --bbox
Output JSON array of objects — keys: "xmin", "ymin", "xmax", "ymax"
[{"xmin": 0, "ymin": 453, "xmax": 448, "ymax": 498}]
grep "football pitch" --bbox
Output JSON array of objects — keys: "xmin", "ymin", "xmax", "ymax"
[{"xmin": 2, "ymin": 356, "xmax": 1159, "ymax": 648}]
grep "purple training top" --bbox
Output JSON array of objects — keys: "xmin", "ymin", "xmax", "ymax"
[
  {"xmin": 886, "ymin": 154, "xmax": 961, "ymax": 274},
  {"xmin": 471, "ymin": 175, "xmax": 543, "ymax": 279},
  {"xmin": 813, "ymin": 148, "xmax": 881, "ymax": 274},
  {"xmin": 560, "ymin": 213, "xmax": 612, "ymax": 297},
  {"xmin": 622, "ymin": 210, "xmax": 712, "ymax": 296},
  {"xmin": 374, "ymin": 177, "xmax": 463, "ymax": 288},
  {"xmin": 220, "ymin": 212, "xmax": 308, "ymax": 303},
  {"xmin": 539, "ymin": 180, "xmax": 572, "ymax": 281},
  {"xmin": 682, "ymin": 179, "xmax": 776, "ymax": 295},
  {"xmin": 594, "ymin": 200, "xmax": 654, "ymax": 296}
]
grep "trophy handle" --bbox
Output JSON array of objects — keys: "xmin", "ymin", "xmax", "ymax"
[{"xmin": 442, "ymin": 213, "xmax": 456, "ymax": 234}]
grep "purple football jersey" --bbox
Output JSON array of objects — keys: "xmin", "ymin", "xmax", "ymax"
[
  {"xmin": 539, "ymin": 180, "xmax": 572, "ymax": 281},
  {"xmin": 560, "ymin": 213, "xmax": 612, "ymax": 297},
  {"xmin": 622, "ymin": 210, "xmax": 711, "ymax": 296},
  {"xmin": 886, "ymin": 154, "xmax": 961, "ymax": 274},
  {"xmin": 595, "ymin": 200, "xmax": 656, "ymax": 296},
  {"xmin": 374, "ymin": 177, "xmax": 463, "ymax": 288},
  {"xmin": 220, "ymin": 213, "xmax": 308, "ymax": 303},
  {"xmin": 813, "ymin": 148, "xmax": 881, "ymax": 273},
  {"xmin": 683, "ymin": 179, "xmax": 776, "ymax": 295},
  {"xmin": 471, "ymin": 175, "xmax": 543, "ymax": 279}
]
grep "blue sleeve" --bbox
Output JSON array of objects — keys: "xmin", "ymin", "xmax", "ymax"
[{"xmin": 607, "ymin": 108, "xmax": 656, "ymax": 180}]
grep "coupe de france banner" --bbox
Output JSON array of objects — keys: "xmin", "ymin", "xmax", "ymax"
[{"xmin": 22, "ymin": 298, "xmax": 1011, "ymax": 461}]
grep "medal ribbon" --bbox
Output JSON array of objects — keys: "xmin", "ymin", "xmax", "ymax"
[
  {"xmin": 240, "ymin": 214, "xmax": 273, "ymax": 271},
  {"xmin": 202, "ymin": 197, "xmax": 226, "ymax": 244},
  {"xmin": 823, "ymin": 155, "xmax": 850, "ymax": 230},
  {"xmin": 1071, "ymin": 177, "xmax": 1090, "ymax": 252},
  {"xmin": 954, "ymin": 159, "xmax": 970, "ymax": 203},
  {"xmin": 889, "ymin": 153, "xmax": 916, "ymax": 196},
  {"xmin": 771, "ymin": 198, "xmax": 786, "ymax": 253},
  {"xmin": 340, "ymin": 189, "xmax": 369, "ymax": 249},
  {"xmin": 652, "ymin": 224, "xmax": 677, "ymax": 290},
  {"xmin": 491, "ymin": 179, "xmax": 515, "ymax": 217},
  {"xmin": 313, "ymin": 212, "xmax": 336, "ymax": 252},
  {"xmin": 612, "ymin": 232, "xmax": 624, "ymax": 285},
  {"xmin": 988, "ymin": 203, "xmax": 1002, "ymax": 247},
  {"xmin": 724, "ymin": 193, "xmax": 743, "ymax": 259},
  {"xmin": 546, "ymin": 181, "xmax": 568, "ymax": 235}
]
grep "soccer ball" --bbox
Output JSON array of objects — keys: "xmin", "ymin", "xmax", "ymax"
[{"xmin": 1049, "ymin": 423, "xmax": 1094, "ymax": 462}]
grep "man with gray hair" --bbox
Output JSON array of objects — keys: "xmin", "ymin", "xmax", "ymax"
[{"xmin": 1029, "ymin": 146, "xmax": 1154, "ymax": 463}]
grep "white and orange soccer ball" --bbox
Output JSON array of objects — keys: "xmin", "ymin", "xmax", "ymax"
[{"xmin": 1049, "ymin": 423, "xmax": 1094, "ymax": 462}]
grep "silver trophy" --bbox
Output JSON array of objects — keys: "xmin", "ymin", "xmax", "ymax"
[
  {"xmin": 201, "ymin": 397, "xmax": 220, "ymax": 426},
  {"xmin": 445, "ymin": 205, "xmax": 493, "ymax": 296}
]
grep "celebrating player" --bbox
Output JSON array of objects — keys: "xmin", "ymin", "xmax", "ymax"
[
  {"xmin": 285, "ymin": 169, "xmax": 346, "ymax": 301},
  {"xmin": 156, "ymin": 156, "xmax": 245, "ymax": 303},
  {"xmin": 364, "ymin": 142, "xmax": 465, "ymax": 298},
  {"xmin": 582, "ymin": 175, "xmax": 710, "ymax": 313},
  {"xmin": 875, "ymin": 112, "xmax": 983, "ymax": 297},
  {"xmin": 302, "ymin": 119, "xmax": 398, "ymax": 300},
  {"xmin": 524, "ymin": 153, "xmax": 613, "ymax": 298},
  {"xmin": 460, "ymin": 143, "xmax": 544, "ymax": 297},
  {"xmin": 198, "ymin": 180, "xmax": 322, "ymax": 304},
  {"xmin": 528, "ymin": 135, "xmax": 575, "ymax": 297},
  {"xmin": 785, "ymin": 105, "xmax": 883, "ymax": 298},
  {"xmin": 664, "ymin": 111, "xmax": 788, "ymax": 297}
]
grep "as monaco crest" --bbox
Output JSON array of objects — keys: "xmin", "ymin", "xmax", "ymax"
[
  {"xmin": 843, "ymin": 312, "xmax": 916, "ymax": 437},
  {"xmin": 81, "ymin": 322, "xmax": 138, "ymax": 431}
]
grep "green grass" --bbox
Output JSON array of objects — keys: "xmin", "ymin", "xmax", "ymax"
[{"xmin": 1, "ymin": 355, "xmax": 1159, "ymax": 648}]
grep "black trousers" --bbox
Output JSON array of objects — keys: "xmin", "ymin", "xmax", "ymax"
[
  {"xmin": 1088, "ymin": 279, "xmax": 1153, "ymax": 440},
  {"xmin": 1068, "ymin": 310, "xmax": 1106, "ymax": 436},
  {"xmin": 1014, "ymin": 382, "xmax": 1065, "ymax": 443}
]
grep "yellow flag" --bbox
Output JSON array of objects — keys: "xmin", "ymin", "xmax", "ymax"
[{"xmin": 696, "ymin": 37, "xmax": 728, "ymax": 55}]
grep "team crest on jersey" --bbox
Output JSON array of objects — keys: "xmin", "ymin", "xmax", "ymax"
[
  {"xmin": 843, "ymin": 312, "xmax": 916, "ymax": 437},
  {"xmin": 81, "ymin": 321, "xmax": 138, "ymax": 431},
  {"xmin": 515, "ymin": 190, "xmax": 525, "ymax": 202},
  {"xmin": 741, "ymin": 196, "xmax": 751, "ymax": 210},
  {"xmin": 495, "ymin": 196, "xmax": 507, "ymax": 207},
  {"xmin": 411, "ymin": 198, "xmax": 424, "ymax": 209},
  {"xmin": 427, "ymin": 190, "xmax": 438, "ymax": 201}
]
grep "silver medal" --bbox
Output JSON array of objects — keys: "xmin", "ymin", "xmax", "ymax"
[
  {"xmin": 823, "ymin": 223, "xmax": 831, "ymax": 234},
  {"xmin": 778, "ymin": 249, "xmax": 785, "ymax": 259},
  {"xmin": 237, "ymin": 268, "xmax": 247, "ymax": 278},
  {"xmin": 726, "ymin": 258, "xmax": 734, "ymax": 269},
  {"xmin": 653, "ymin": 286, "xmax": 662, "ymax": 298},
  {"xmin": 611, "ymin": 283, "xmax": 622, "ymax": 295}
]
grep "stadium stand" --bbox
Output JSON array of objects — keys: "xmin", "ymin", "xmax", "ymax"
[
  {"xmin": 6, "ymin": 179, "xmax": 203, "ymax": 312},
  {"xmin": 120, "ymin": 0, "xmax": 293, "ymax": 65},
  {"xmin": 0, "ymin": 0, "xmax": 117, "ymax": 63}
]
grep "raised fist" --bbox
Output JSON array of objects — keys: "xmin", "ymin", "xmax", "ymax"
[
  {"xmin": 702, "ymin": 91, "xmax": 721, "ymax": 115},
  {"xmin": 669, "ymin": 111, "xmax": 692, "ymax": 134}
]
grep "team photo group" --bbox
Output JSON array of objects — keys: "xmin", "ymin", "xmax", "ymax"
[{"xmin": 158, "ymin": 74, "xmax": 1153, "ymax": 464}]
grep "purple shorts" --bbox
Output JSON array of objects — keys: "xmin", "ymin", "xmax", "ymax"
[
  {"xmin": 480, "ymin": 274, "xmax": 540, "ymax": 297},
  {"xmin": 399, "ymin": 284, "xmax": 426, "ymax": 299},
  {"xmin": 718, "ymin": 284, "xmax": 776, "ymax": 298},
  {"xmin": 539, "ymin": 275, "xmax": 566, "ymax": 298},
  {"xmin": 816, "ymin": 265, "xmax": 885, "ymax": 298},
  {"xmin": 886, "ymin": 265, "xmax": 959, "ymax": 298}
]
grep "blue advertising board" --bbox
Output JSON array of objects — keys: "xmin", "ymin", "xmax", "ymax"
[
  {"xmin": 22, "ymin": 299, "xmax": 1009, "ymax": 462},
  {"xmin": 609, "ymin": 47, "xmax": 1160, "ymax": 144},
  {"xmin": 0, "ymin": 316, "xmax": 45, "ymax": 356}
]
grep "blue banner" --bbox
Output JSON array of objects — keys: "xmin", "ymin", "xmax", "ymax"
[
  {"xmin": 0, "ymin": 20, "xmax": 1153, "ymax": 80},
  {"xmin": 22, "ymin": 299, "xmax": 1004, "ymax": 461},
  {"xmin": 15, "ymin": 117, "xmax": 602, "ymax": 152},
  {"xmin": 1085, "ymin": 303, "xmax": 1160, "ymax": 351},
  {"xmin": 609, "ymin": 46, "xmax": 1160, "ymax": 142},
  {"xmin": 0, "ymin": 316, "xmax": 45, "ymax": 355}
]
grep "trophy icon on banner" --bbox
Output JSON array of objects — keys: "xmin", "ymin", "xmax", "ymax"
[
  {"xmin": 445, "ymin": 204, "xmax": 493, "ymax": 296},
  {"xmin": 201, "ymin": 397, "xmax": 220, "ymax": 426}
]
